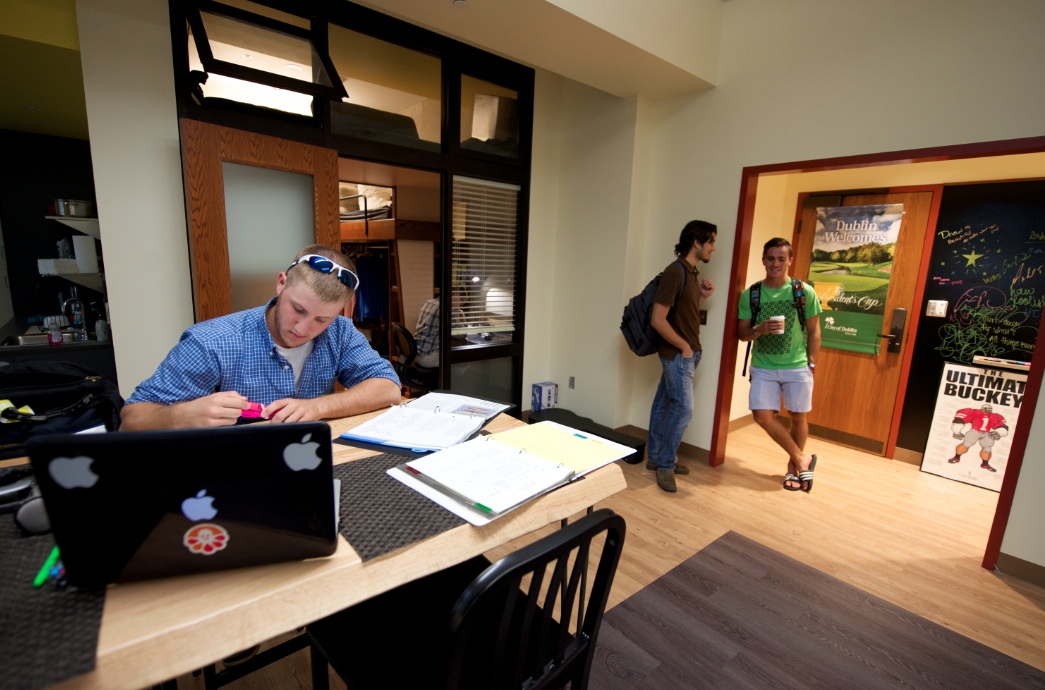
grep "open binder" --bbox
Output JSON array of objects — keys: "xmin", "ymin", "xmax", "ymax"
[
  {"xmin": 393, "ymin": 436, "xmax": 574, "ymax": 521},
  {"xmin": 338, "ymin": 402, "xmax": 485, "ymax": 452},
  {"xmin": 387, "ymin": 421, "xmax": 635, "ymax": 525}
]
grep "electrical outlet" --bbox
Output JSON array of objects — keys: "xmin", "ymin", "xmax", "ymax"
[{"xmin": 569, "ymin": 376, "xmax": 575, "ymax": 389}]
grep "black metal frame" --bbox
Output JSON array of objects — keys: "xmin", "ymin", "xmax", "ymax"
[{"xmin": 186, "ymin": 0, "xmax": 348, "ymax": 100}]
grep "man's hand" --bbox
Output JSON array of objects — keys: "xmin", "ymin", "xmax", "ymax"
[
  {"xmin": 264, "ymin": 398, "xmax": 320, "ymax": 424},
  {"xmin": 178, "ymin": 392, "xmax": 249, "ymax": 427},
  {"xmin": 952, "ymin": 432, "xmax": 964, "ymax": 440},
  {"xmin": 989, "ymin": 430, "xmax": 1002, "ymax": 440},
  {"xmin": 121, "ymin": 392, "xmax": 249, "ymax": 431},
  {"xmin": 700, "ymin": 277, "xmax": 715, "ymax": 300}
]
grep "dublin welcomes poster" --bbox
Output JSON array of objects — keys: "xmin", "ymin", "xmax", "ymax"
[
  {"xmin": 811, "ymin": 204, "xmax": 904, "ymax": 354},
  {"xmin": 920, "ymin": 362, "xmax": 1025, "ymax": 492}
]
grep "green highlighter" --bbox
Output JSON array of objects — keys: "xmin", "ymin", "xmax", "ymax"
[{"xmin": 33, "ymin": 545, "xmax": 61, "ymax": 588}]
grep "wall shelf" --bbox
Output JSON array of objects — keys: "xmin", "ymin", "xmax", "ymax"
[
  {"xmin": 40, "ymin": 272, "xmax": 106, "ymax": 293},
  {"xmin": 45, "ymin": 216, "xmax": 101, "ymax": 240}
]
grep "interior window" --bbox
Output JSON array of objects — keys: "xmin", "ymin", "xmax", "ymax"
[
  {"xmin": 460, "ymin": 75, "xmax": 519, "ymax": 159},
  {"xmin": 185, "ymin": 1, "xmax": 345, "ymax": 116},
  {"xmin": 327, "ymin": 25, "xmax": 441, "ymax": 151},
  {"xmin": 451, "ymin": 176, "xmax": 518, "ymax": 344}
]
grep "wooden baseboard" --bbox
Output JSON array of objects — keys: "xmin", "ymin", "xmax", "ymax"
[
  {"xmin": 996, "ymin": 552, "xmax": 1045, "ymax": 589},
  {"xmin": 809, "ymin": 423, "xmax": 884, "ymax": 455}
]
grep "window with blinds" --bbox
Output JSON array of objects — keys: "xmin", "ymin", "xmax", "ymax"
[{"xmin": 451, "ymin": 177, "xmax": 519, "ymax": 336}]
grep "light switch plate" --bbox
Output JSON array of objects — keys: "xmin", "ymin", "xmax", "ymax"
[{"xmin": 926, "ymin": 300, "xmax": 948, "ymax": 317}]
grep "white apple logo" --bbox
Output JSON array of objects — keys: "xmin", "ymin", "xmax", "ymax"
[
  {"xmin": 181, "ymin": 489, "xmax": 218, "ymax": 521},
  {"xmin": 49, "ymin": 456, "xmax": 100, "ymax": 489},
  {"xmin": 283, "ymin": 433, "xmax": 322, "ymax": 471}
]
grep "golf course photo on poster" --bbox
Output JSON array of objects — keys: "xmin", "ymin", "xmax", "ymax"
[{"xmin": 811, "ymin": 204, "xmax": 904, "ymax": 353}]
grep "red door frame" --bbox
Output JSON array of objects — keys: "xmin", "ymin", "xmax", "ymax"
[{"xmin": 709, "ymin": 136, "xmax": 1045, "ymax": 571}]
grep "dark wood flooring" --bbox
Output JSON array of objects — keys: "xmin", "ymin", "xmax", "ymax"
[{"xmin": 590, "ymin": 531, "xmax": 1045, "ymax": 689}]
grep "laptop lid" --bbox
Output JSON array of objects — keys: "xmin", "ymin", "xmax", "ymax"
[{"xmin": 28, "ymin": 422, "xmax": 337, "ymax": 588}]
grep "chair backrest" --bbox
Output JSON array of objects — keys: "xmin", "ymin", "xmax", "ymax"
[
  {"xmin": 391, "ymin": 322, "xmax": 417, "ymax": 368},
  {"xmin": 445, "ymin": 508, "xmax": 626, "ymax": 690}
]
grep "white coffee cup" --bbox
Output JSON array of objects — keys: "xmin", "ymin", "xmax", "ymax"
[{"xmin": 767, "ymin": 315, "xmax": 785, "ymax": 333}]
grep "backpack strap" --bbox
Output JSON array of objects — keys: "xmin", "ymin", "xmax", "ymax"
[
  {"xmin": 791, "ymin": 278, "xmax": 807, "ymax": 331},
  {"xmin": 742, "ymin": 281, "xmax": 762, "ymax": 378}
]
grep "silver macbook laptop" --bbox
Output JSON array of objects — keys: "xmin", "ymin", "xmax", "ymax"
[{"xmin": 28, "ymin": 422, "xmax": 338, "ymax": 588}]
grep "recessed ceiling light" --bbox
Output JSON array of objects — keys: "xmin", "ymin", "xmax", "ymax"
[
  {"xmin": 286, "ymin": 64, "xmax": 302, "ymax": 71},
  {"xmin": 453, "ymin": 0, "xmax": 468, "ymax": 6}
]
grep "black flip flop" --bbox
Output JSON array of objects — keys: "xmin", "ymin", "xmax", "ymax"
[
  {"xmin": 799, "ymin": 454, "xmax": 817, "ymax": 492},
  {"xmin": 782, "ymin": 473, "xmax": 802, "ymax": 491}
]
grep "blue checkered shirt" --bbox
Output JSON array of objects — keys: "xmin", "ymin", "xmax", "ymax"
[{"xmin": 127, "ymin": 299, "xmax": 399, "ymax": 406}]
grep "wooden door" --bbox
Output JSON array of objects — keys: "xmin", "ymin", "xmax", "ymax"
[
  {"xmin": 179, "ymin": 119, "xmax": 339, "ymax": 322},
  {"xmin": 791, "ymin": 190, "xmax": 935, "ymax": 455}
]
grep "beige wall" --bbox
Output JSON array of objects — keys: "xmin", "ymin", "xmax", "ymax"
[
  {"xmin": 525, "ymin": 76, "xmax": 643, "ymax": 424},
  {"xmin": 631, "ymin": 0, "xmax": 1045, "ymax": 453},
  {"xmin": 77, "ymin": 0, "xmax": 190, "ymax": 397}
]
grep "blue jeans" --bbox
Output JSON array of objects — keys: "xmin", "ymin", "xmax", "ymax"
[{"xmin": 647, "ymin": 351, "xmax": 701, "ymax": 469}]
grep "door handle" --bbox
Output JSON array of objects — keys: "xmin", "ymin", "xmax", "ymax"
[{"xmin": 876, "ymin": 307, "xmax": 906, "ymax": 353}]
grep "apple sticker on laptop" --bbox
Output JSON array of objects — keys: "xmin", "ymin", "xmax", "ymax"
[
  {"xmin": 283, "ymin": 433, "xmax": 322, "ymax": 471},
  {"xmin": 181, "ymin": 489, "xmax": 218, "ymax": 521},
  {"xmin": 48, "ymin": 456, "xmax": 100, "ymax": 489},
  {"xmin": 183, "ymin": 523, "xmax": 229, "ymax": 555}
]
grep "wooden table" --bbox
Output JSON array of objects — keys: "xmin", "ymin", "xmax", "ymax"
[{"xmin": 50, "ymin": 411, "xmax": 626, "ymax": 690}]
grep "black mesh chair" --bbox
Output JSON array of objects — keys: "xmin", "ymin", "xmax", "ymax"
[
  {"xmin": 307, "ymin": 508, "xmax": 626, "ymax": 690},
  {"xmin": 391, "ymin": 321, "xmax": 438, "ymax": 393}
]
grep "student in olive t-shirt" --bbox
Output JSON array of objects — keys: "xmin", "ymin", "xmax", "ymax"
[{"xmin": 646, "ymin": 220, "xmax": 717, "ymax": 493}]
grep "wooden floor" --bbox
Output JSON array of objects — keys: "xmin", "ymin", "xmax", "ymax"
[{"xmin": 172, "ymin": 423, "xmax": 1045, "ymax": 689}]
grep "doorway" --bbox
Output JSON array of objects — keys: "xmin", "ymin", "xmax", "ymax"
[{"xmin": 711, "ymin": 136, "xmax": 1045, "ymax": 571}]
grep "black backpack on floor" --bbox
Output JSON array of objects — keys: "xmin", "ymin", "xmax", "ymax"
[{"xmin": 0, "ymin": 361, "xmax": 123, "ymax": 459}]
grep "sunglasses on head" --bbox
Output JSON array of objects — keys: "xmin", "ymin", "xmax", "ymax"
[{"xmin": 287, "ymin": 254, "xmax": 359, "ymax": 290}]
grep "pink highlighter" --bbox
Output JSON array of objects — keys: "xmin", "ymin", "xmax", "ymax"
[{"xmin": 241, "ymin": 402, "xmax": 264, "ymax": 419}]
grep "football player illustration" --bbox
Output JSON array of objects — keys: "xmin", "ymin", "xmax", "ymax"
[{"xmin": 947, "ymin": 403, "xmax": 1008, "ymax": 472}]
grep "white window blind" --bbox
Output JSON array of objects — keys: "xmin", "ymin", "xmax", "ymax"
[{"xmin": 451, "ymin": 177, "xmax": 519, "ymax": 335}]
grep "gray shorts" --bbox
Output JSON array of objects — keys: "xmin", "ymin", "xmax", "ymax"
[
  {"xmin": 963, "ymin": 430, "xmax": 995, "ymax": 449},
  {"xmin": 749, "ymin": 366, "xmax": 814, "ymax": 413}
]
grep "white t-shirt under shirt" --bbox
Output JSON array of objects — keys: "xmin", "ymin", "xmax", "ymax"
[{"xmin": 275, "ymin": 340, "xmax": 315, "ymax": 393}]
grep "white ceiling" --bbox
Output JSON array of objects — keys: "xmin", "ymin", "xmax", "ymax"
[
  {"xmin": 0, "ymin": 0, "xmax": 713, "ymax": 141},
  {"xmin": 354, "ymin": 0, "xmax": 714, "ymax": 100}
]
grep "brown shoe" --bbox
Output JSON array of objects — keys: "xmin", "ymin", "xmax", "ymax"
[
  {"xmin": 645, "ymin": 462, "xmax": 690, "ymax": 474},
  {"xmin": 656, "ymin": 468, "xmax": 677, "ymax": 492}
]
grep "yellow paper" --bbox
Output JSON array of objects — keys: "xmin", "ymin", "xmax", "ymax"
[{"xmin": 489, "ymin": 421, "xmax": 634, "ymax": 475}]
